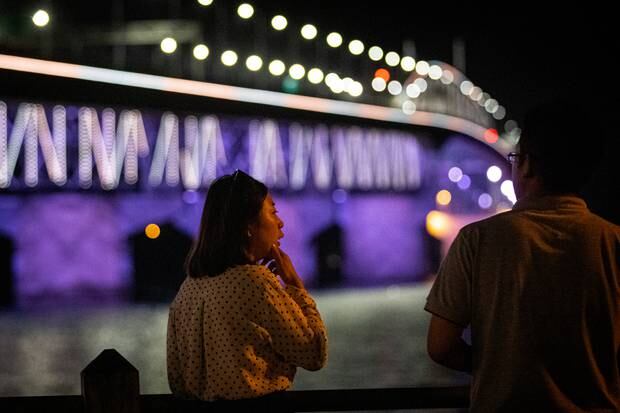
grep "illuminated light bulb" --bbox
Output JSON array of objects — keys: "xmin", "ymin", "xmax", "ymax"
[
  {"xmin": 493, "ymin": 106, "xmax": 506, "ymax": 120},
  {"xmin": 324, "ymin": 72, "xmax": 340, "ymax": 87},
  {"xmin": 479, "ymin": 92, "xmax": 490, "ymax": 106},
  {"xmin": 221, "ymin": 50, "xmax": 238, "ymax": 66},
  {"xmin": 426, "ymin": 210, "xmax": 452, "ymax": 239},
  {"xmin": 478, "ymin": 193, "xmax": 493, "ymax": 209},
  {"xmin": 504, "ymin": 120, "xmax": 518, "ymax": 132},
  {"xmin": 348, "ymin": 81, "xmax": 363, "ymax": 97},
  {"xmin": 400, "ymin": 56, "xmax": 416, "ymax": 72},
  {"xmin": 289, "ymin": 63, "xmax": 305, "ymax": 80},
  {"xmin": 402, "ymin": 100, "xmax": 416, "ymax": 115},
  {"xmin": 374, "ymin": 68, "xmax": 390, "ymax": 82},
  {"xmin": 32, "ymin": 9, "xmax": 50, "ymax": 27},
  {"xmin": 237, "ymin": 3, "xmax": 254, "ymax": 19},
  {"xmin": 371, "ymin": 77, "xmax": 386, "ymax": 92},
  {"xmin": 387, "ymin": 80, "xmax": 402, "ymax": 95},
  {"xmin": 301, "ymin": 24, "xmax": 318, "ymax": 40},
  {"xmin": 329, "ymin": 78, "xmax": 345, "ymax": 94},
  {"xmin": 245, "ymin": 55, "xmax": 263, "ymax": 71},
  {"xmin": 436, "ymin": 189, "xmax": 452, "ymax": 206},
  {"xmin": 485, "ymin": 98, "xmax": 499, "ymax": 113},
  {"xmin": 415, "ymin": 60, "xmax": 430, "ymax": 76},
  {"xmin": 145, "ymin": 223, "xmax": 161, "ymax": 239},
  {"xmin": 441, "ymin": 70, "xmax": 454, "ymax": 84},
  {"xmin": 271, "ymin": 15, "xmax": 287, "ymax": 30},
  {"xmin": 448, "ymin": 167, "xmax": 463, "ymax": 183},
  {"xmin": 385, "ymin": 51, "xmax": 400, "ymax": 67},
  {"xmin": 348, "ymin": 39, "xmax": 364, "ymax": 55},
  {"xmin": 470, "ymin": 86, "xmax": 483, "ymax": 101},
  {"xmin": 484, "ymin": 128, "xmax": 499, "ymax": 144},
  {"xmin": 501, "ymin": 180, "xmax": 517, "ymax": 204},
  {"xmin": 197, "ymin": 0, "xmax": 214, "ymax": 5},
  {"xmin": 486, "ymin": 165, "xmax": 502, "ymax": 182},
  {"xmin": 406, "ymin": 83, "xmax": 421, "ymax": 98},
  {"xmin": 193, "ymin": 44, "xmax": 209, "ymax": 60},
  {"xmin": 368, "ymin": 46, "xmax": 384, "ymax": 61},
  {"xmin": 326, "ymin": 32, "xmax": 342, "ymax": 47},
  {"xmin": 457, "ymin": 175, "xmax": 471, "ymax": 190},
  {"xmin": 428, "ymin": 65, "xmax": 443, "ymax": 79},
  {"xmin": 268, "ymin": 59, "xmax": 285, "ymax": 76},
  {"xmin": 413, "ymin": 78, "xmax": 427, "ymax": 92},
  {"xmin": 341, "ymin": 77, "xmax": 354, "ymax": 92},
  {"xmin": 160, "ymin": 37, "xmax": 177, "ymax": 54},
  {"xmin": 460, "ymin": 80, "xmax": 474, "ymax": 95},
  {"xmin": 307, "ymin": 68, "xmax": 324, "ymax": 84}
]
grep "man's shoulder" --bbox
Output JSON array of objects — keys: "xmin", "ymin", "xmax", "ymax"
[{"xmin": 460, "ymin": 210, "xmax": 520, "ymax": 234}]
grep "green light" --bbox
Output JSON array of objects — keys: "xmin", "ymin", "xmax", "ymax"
[{"xmin": 282, "ymin": 76, "xmax": 299, "ymax": 93}]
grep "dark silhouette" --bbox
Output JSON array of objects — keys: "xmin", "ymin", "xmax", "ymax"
[
  {"xmin": 129, "ymin": 222, "xmax": 192, "ymax": 302},
  {"xmin": 425, "ymin": 97, "xmax": 620, "ymax": 411},
  {"xmin": 0, "ymin": 233, "xmax": 15, "ymax": 308},
  {"xmin": 311, "ymin": 223, "xmax": 344, "ymax": 287}
]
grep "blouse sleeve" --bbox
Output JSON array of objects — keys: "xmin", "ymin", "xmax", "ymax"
[{"xmin": 249, "ymin": 266, "xmax": 328, "ymax": 371}]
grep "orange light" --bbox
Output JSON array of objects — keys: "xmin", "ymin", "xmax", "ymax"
[
  {"xmin": 426, "ymin": 210, "xmax": 452, "ymax": 239},
  {"xmin": 374, "ymin": 68, "xmax": 390, "ymax": 82},
  {"xmin": 484, "ymin": 128, "xmax": 499, "ymax": 144},
  {"xmin": 435, "ymin": 189, "xmax": 452, "ymax": 206},
  {"xmin": 145, "ymin": 223, "xmax": 161, "ymax": 239}
]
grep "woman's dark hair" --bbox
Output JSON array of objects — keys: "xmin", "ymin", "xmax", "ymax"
[{"xmin": 186, "ymin": 170, "xmax": 268, "ymax": 278}]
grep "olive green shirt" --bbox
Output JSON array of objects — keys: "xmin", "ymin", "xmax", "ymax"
[{"xmin": 426, "ymin": 195, "xmax": 620, "ymax": 412}]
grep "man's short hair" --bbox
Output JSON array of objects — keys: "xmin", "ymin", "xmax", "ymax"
[{"xmin": 519, "ymin": 97, "xmax": 604, "ymax": 193}]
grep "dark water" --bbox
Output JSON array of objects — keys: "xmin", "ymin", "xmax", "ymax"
[{"xmin": 0, "ymin": 283, "xmax": 469, "ymax": 410}]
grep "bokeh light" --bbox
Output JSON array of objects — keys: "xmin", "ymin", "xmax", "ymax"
[
  {"xmin": 448, "ymin": 166, "xmax": 463, "ymax": 183},
  {"xmin": 374, "ymin": 68, "xmax": 390, "ymax": 82},
  {"xmin": 160, "ymin": 37, "xmax": 177, "ymax": 54},
  {"xmin": 486, "ymin": 165, "xmax": 502, "ymax": 182},
  {"xmin": 237, "ymin": 3, "xmax": 254, "ymax": 19},
  {"xmin": 457, "ymin": 175, "xmax": 471, "ymax": 190},
  {"xmin": 268, "ymin": 60, "xmax": 286, "ymax": 76},
  {"xmin": 301, "ymin": 24, "xmax": 318, "ymax": 40},
  {"xmin": 478, "ymin": 193, "xmax": 493, "ymax": 209},
  {"xmin": 436, "ymin": 189, "xmax": 452, "ymax": 206},
  {"xmin": 221, "ymin": 50, "xmax": 238, "ymax": 66},
  {"xmin": 145, "ymin": 223, "xmax": 161, "ymax": 239},
  {"xmin": 326, "ymin": 32, "xmax": 343, "ymax": 47},
  {"xmin": 426, "ymin": 210, "xmax": 452, "ymax": 239},
  {"xmin": 32, "ymin": 10, "xmax": 50, "ymax": 27},
  {"xmin": 271, "ymin": 15, "xmax": 287, "ymax": 30},
  {"xmin": 348, "ymin": 40, "xmax": 364, "ymax": 55},
  {"xmin": 192, "ymin": 44, "xmax": 209, "ymax": 60}
]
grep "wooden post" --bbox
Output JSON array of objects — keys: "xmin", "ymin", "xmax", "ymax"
[{"xmin": 81, "ymin": 349, "xmax": 140, "ymax": 413}]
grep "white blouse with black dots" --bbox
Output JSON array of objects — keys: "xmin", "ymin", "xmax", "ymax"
[{"xmin": 166, "ymin": 264, "xmax": 328, "ymax": 401}]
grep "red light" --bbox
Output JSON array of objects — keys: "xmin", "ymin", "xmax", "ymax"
[
  {"xmin": 484, "ymin": 128, "xmax": 499, "ymax": 144},
  {"xmin": 374, "ymin": 68, "xmax": 390, "ymax": 82}
]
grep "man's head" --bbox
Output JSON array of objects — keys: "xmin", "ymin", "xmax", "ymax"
[{"xmin": 513, "ymin": 97, "xmax": 603, "ymax": 198}]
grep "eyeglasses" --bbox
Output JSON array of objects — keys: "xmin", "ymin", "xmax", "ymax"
[{"xmin": 507, "ymin": 152, "xmax": 521, "ymax": 164}]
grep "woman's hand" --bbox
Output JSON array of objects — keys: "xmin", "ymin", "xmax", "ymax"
[{"xmin": 266, "ymin": 244, "xmax": 305, "ymax": 290}]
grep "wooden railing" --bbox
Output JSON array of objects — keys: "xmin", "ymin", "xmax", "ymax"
[{"xmin": 0, "ymin": 349, "xmax": 470, "ymax": 412}]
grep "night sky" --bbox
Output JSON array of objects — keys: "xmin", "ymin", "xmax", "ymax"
[{"xmin": 1, "ymin": 0, "xmax": 617, "ymax": 222}]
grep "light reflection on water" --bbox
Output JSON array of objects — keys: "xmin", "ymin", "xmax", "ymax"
[{"xmin": 0, "ymin": 283, "xmax": 469, "ymax": 406}]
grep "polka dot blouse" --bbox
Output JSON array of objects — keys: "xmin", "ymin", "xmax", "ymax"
[{"xmin": 166, "ymin": 264, "xmax": 328, "ymax": 401}]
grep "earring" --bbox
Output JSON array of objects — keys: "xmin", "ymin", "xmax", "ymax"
[{"xmin": 248, "ymin": 230, "xmax": 252, "ymax": 238}]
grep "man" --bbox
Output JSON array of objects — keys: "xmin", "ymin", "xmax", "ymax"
[{"xmin": 425, "ymin": 98, "xmax": 620, "ymax": 412}]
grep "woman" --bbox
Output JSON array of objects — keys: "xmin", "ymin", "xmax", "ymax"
[{"xmin": 166, "ymin": 169, "xmax": 328, "ymax": 401}]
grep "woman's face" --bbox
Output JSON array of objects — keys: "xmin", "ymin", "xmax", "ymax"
[{"xmin": 248, "ymin": 193, "xmax": 284, "ymax": 261}]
